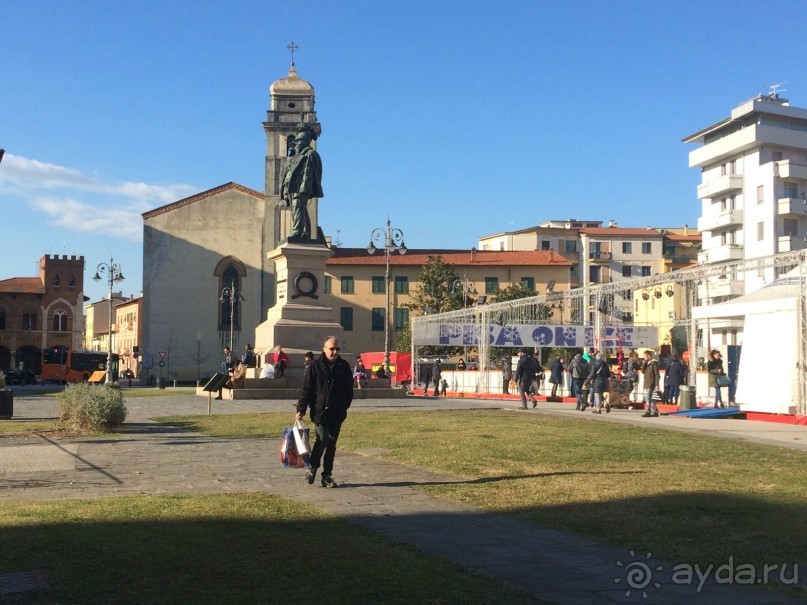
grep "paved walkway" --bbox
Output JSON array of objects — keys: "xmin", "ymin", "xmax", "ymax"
[{"xmin": 2, "ymin": 389, "xmax": 805, "ymax": 604}]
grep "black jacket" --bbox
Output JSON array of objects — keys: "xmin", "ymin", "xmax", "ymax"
[
  {"xmin": 297, "ymin": 354, "xmax": 354, "ymax": 424},
  {"xmin": 515, "ymin": 354, "xmax": 538, "ymax": 385}
]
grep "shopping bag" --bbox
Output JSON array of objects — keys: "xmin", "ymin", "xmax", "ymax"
[
  {"xmin": 292, "ymin": 419, "xmax": 311, "ymax": 455},
  {"xmin": 716, "ymin": 375, "xmax": 731, "ymax": 387},
  {"xmin": 280, "ymin": 426, "xmax": 306, "ymax": 468}
]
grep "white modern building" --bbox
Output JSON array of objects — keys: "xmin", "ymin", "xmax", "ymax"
[{"xmin": 684, "ymin": 93, "xmax": 807, "ymax": 286}]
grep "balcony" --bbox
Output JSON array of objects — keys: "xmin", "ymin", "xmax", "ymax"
[
  {"xmin": 698, "ymin": 278, "xmax": 745, "ymax": 299},
  {"xmin": 588, "ymin": 251, "xmax": 612, "ymax": 262},
  {"xmin": 697, "ymin": 209, "xmax": 743, "ymax": 232},
  {"xmin": 697, "ymin": 174, "xmax": 743, "ymax": 199},
  {"xmin": 777, "ymin": 160, "xmax": 807, "ymax": 181},
  {"xmin": 778, "ymin": 235, "xmax": 807, "ymax": 253},
  {"xmin": 699, "ymin": 244, "xmax": 743, "ymax": 263},
  {"xmin": 777, "ymin": 197, "xmax": 807, "ymax": 217}
]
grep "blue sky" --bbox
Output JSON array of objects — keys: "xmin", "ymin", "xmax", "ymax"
[{"xmin": 2, "ymin": 0, "xmax": 806, "ymax": 302}]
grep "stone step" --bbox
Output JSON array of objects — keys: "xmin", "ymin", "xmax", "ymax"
[{"xmin": 195, "ymin": 386, "xmax": 406, "ymax": 401}]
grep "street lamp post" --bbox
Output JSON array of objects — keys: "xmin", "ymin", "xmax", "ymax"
[
  {"xmin": 367, "ymin": 217, "xmax": 406, "ymax": 374},
  {"xmin": 450, "ymin": 272, "xmax": 476, "ymax": 309},
  {"xmin": 93, "ymin": 258, "xmax": 125, "ymax": 384},
  {"xmin": 219, "ymin": 281, "xmax": 245, "ymax": 353}
]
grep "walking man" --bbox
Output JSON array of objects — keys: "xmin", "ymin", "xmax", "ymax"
[
  {"xmin": 296, "ymin": 336, "xmax": 353, "ymax": 488},
  {"xmin": 515, "ymin": 348, "xmax": 538, "ymax": 409}
]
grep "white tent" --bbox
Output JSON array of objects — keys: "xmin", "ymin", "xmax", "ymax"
[{"xmin": 692, "ymin": 278, "xmax": 802, "ymax": 415}]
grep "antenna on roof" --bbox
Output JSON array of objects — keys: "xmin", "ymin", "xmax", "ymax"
[{"xmin": 767, "ymin": 82, "xmax": 788, "ymax": 98}]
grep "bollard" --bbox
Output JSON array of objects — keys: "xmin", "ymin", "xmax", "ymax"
[{"xmin": 679, "ymin": 385, "xmax": 694, "ymax": 411}]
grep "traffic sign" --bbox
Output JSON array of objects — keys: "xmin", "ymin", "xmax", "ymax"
[
  {"xmin": 159, "ymin": 351, "xmax": 167, "ymax": 360},
  {"xmin": 158, "ymin": 360, "xmax": 165, "ymax": 368}
]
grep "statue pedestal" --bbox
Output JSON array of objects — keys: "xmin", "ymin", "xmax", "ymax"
[{"xmin": 254, "ymin": 242, "xmax": 342, "ymax": 374}]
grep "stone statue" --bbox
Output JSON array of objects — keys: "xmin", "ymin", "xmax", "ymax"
[{"xmin": 280, "ymin": 123, "xmax": 323, "ymax": 240}]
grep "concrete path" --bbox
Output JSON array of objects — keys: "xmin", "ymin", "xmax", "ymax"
[{"xmin": 2, "ymin": 389, "xmax": 805, "ymax": 604}]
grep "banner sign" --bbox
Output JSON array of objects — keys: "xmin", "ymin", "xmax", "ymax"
[{"xmin": 416, "ymin": 324, "xmax": 658, "ymax": 348}]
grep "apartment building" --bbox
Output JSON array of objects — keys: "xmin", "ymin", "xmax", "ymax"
[{"xmin": 684, "ymin": 93, "xmax": 807, "ymax": 290}]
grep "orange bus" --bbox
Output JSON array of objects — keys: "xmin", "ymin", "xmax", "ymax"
[{"xmin": 39, "ymin": 346, "xmax": 120, "ymax": 383}]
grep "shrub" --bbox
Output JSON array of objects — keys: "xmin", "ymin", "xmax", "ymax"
[{"xmin": 57, "ymin": 383, "xmax": 127, "ymax": 433}]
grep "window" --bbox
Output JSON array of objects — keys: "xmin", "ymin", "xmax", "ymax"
[
  {"xmin": 341, "ymin": 276, "xmax": 354, "ymax": 294},
  {"xmin": 323, "ymin": 276, "xmax": 332, "ymax": 294},
  {"xmin": 720, "ymin": 197, "xmax": 727, "ymax": 211},
  {"xmin": 569, "ymin": 266, "xmax": 577, "ymax": 277},
  {"xmin": 499, "ymin": 242, "xmax": 505, "ymax": 251},
  {"xmin": 484, "ymin": 277, "xmax": 499, "ymax": 293},
  {"xmin": 371, "ymin": 276, "xmax": 385, "ymax": 294},
  {"xmin": 68, "ymin": 275, "xmax": 76, "ymax": 288},
  {"xmin": 729, "ymin": 159, "xmax": 736, "ymax": 174},
  {"xmin": 784, "ymin": 182, "xmax": 798, "ymax": 199},
  {"xmin": 394, "ymin": 275, "xmax": 409, "ymax": 294},
  {"xmin": 52, "ymin": 274, "xmax": 60, "ymax": 287},
  {"xmin": 564, "ymin": 240, "xmax": 578, "ymax": 253},
  {"xmin": 589, "ymin": 266, "xmax": 601, "ymax": 282},
  {"xmin": 520, "ymin": 277, "xmax": 535, "ymax": 291},
  {"xmin": 394, "ymin": 307, "xmax": 409, "ymax": 331},
  {"xmin": 0, "ymin": 308, "xmax": 5, "ymax": 330},
  {"xmin": 340, "ymin": 307, "xmax": 353, "ymax": 331},
  {"xmin": 622, "ymin": 242, "xmax": 632, "ymax": 254},
  {"xmin": 757, "ymin": 221, "xmax": 764, "ymax": 241},
  {"xmin": 641, "ymin": 267, "xmax": 651, "ymax": 277},
  {"xmin": 784, "ymin": 218, "xmax": 798, "ymax": 237},
  {"xmin": 541, "ymin": 240, "xmax": 551, "ymax": 251},
  {"xmin": 641, "ymin": 242, "xmax": 651, "ymax": 254},
  {"xmin": 757, "ymin": 185, "xmax": 764, "ymax": 204},
  {"xmin": 622, "ymin": 265, "xmax": 632, "ymax": 278},
  {"xmin": 721, "ymin": 231, "xmax": 727, "ymax": 245},
  {"xmin": 52, "ymin": 311, "xmax": 68, "ymax": 332},
  {"xmin": 371, "ymin": 307, "xmax": 385, "ymax": 331},
  {"xmin": 22, "ymin": 312, "xmax": 37, "ymax": 331}
]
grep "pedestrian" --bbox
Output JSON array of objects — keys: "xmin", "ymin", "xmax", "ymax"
[
  {"xmin": 549, "ymin": 357, "xmax": 564, "ymax": 398},
  {"xmin": 530, "ymin": 352, "xmax": 544, "ymax": 399},
  {"xmin": 303, "ymin": 351, "xmax": 314, "ymax": 368},
  {"xmin": 626, "ymin": 352, "xmax": 642, "ymax": 403},
  {"xmin": 440, "ymin": 377, "xmax": 448, "ymax": 397},
  {"xmin": 295, "ymin": 336, "xmax": 353, "ymax": 488},
  {"xmin": 221, "ymin": 347, "xmax": 235, "ymax": 375},
  {"xmin": 502, "ymin": 357, "xmax": 513, "ymax": 394},
  {"xmin": 273, "ymin": 345, "xmax": 289, "ymax": 378},
  {"xmin": 216, "ymin": 361, "xmax": 246, "ymax": 400},
  {"xmin": 242, "ymin": 343, "xmax": 257, "ymax": 368},
  {"xmin": 422, "ymin": 363, "xmax": 432, "ymax": 395},
  {"xmin": 515, "ymin": 348, "xmax": 539, "ymax": 409},
  {"xmin": 353, "ymin": 356, "xmax": 367, "ymax": 389},
  {"xmin": 456, "ymin": 358, "xmax": 466, "ymax": 371},
  {"xmin": 569, "ymin": 353, "xmax": 588, "ymax": 411},
  {"xmin": 707, "ymin": 350, "xmax": 726, "ymax": 408},
  {"xmin": 584, "ymin": 352, "xmax": 611, "ymax": 414},
  {"xmin": 432, "ymin": 360, "xmax": 441, "ymax": 396},
  {"xmin": 664, "ymin": 354, "xmax": 686, "ymax": 405},
  {"xmin": 641, "ymin": 350, "xmax": 661, "ymax": 417}
]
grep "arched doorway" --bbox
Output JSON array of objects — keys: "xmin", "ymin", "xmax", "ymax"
[{"xmin": 16, "ymin": 345, "xmax": 42, "ymax": 375}]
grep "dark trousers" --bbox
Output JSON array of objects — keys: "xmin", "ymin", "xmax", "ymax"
[{"xmin": 310, "ymin": 421, "xmax": 342, "ymax": 477}]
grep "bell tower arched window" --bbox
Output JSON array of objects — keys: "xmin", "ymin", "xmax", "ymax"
[{"xmin": 53, "ymin": 310, "xmax": 68, "ymax": 332}]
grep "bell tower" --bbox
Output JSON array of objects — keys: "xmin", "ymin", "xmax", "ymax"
[{"xmin": 263, "ymin": 53, "xmax": 321, "ymax": 250}]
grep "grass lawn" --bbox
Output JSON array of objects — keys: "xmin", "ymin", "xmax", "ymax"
[
  {"xmin": 159, "ymin": 410, "xmax": 807, "ymax": 580},
  {"xmin": 0, "ymin": 493, "xmax": 534, "ymax": 605}
]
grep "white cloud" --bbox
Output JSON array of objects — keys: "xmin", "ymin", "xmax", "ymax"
[
  {"xmin": 0, "ymin": 153, "xmax": 198, "ymax": 241},
  {"xmin": 30, "ymin": 197, "xmax": 145, "ymax": 241},
  {"xmin": 0, "ymin": 153, "xmax": 198, "ymax": 204}
]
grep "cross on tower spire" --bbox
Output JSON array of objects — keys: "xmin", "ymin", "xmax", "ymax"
[{"xmin": 287, "ymin": 41, "xmax": 299, "ymax": 66}]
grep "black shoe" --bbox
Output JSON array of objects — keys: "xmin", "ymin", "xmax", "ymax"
[
  {"xmin": 214, "ymin": 396, "xmax": 222, "ymax": 400},
  {"xmin": 321, "ymin": 475, "xmax": 337, "ymax": 488},
  {"xmin": 531, "ymin": 399, "xmax": 537, "ymax": 408},
  {"xmin": 641, "ymin": 412, "xmax": 652, "ymax": 417},
  {"xmin": 605, "ymin": 403, "xmax": 611, "ymax": 413},
  {"xmin": 519, "ymin": 406, "xmax": 527, "ymax": 410},
  {"xmin": 651, "ymin": 412, "xmax": 659, "ymax": 417},
  {"xmin": 305, "ymin": 468, "xmax": 317, "ymax": 485}
]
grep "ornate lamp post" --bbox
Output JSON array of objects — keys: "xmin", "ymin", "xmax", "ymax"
[
  {"xmin": 450, "ymin": 273, "xmax": 476, "ymax": 309},
  {"xmin": 219, "ymin": 281, "xmax": 245, "ymax": 353},
  {"xmin": 93, "ymin": 258, "xmax": 124, "ymax": 384},
  {"xmin": 367, "ymin": 217, "xmax": 406, "ymax": 374}
]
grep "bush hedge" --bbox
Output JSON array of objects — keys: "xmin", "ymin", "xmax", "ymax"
[{"xmin": 57, "ymin": 383, "xmax": 128, "ymax": 432}]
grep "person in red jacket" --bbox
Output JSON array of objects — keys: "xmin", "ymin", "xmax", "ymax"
[{"xmin": 273, "ymin": 345, "xmax": 289, "ymax": 378}]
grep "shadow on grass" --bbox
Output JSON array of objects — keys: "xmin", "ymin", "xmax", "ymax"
[{"xmin": 345, "ymin": 469, "xmax": 645, "ymax": 488}]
